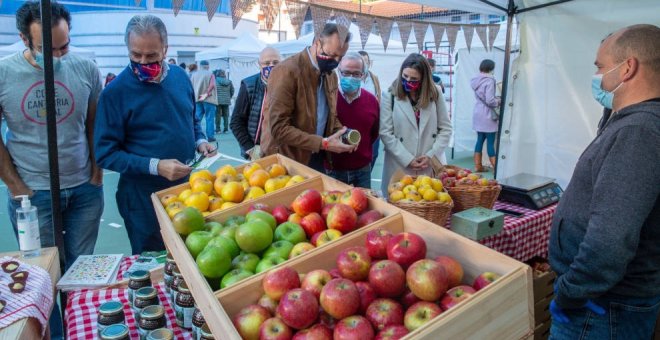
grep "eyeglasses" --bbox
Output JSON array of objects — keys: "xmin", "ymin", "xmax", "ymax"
[
  {"xmin": 339, "ymin": 70, "xmax": 364, "ymax": 78},
  {"xmin": 260, "ymin": 60, "xmax": 279, "ymax": 67},
  {"xmin": 185, "ymin": 141, "xmax": 218, "ymax": 168}
]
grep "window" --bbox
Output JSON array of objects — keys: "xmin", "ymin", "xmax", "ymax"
[
  {"xmin": 489, "ymin": 15, "xmax": 503, "ymax": 24},
  {"xmin": 469, "ymin": 14, "xmax": 480, "ymax": 21},
  {"xmin": 451, "ymin": 15, "xmax": 462, "ymax": 23}
]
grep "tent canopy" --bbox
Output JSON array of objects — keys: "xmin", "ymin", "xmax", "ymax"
[
  {"xmin": 195, "ymin": 32, "xmax": 266, "ymax": 61},
  {"xmin": 398, "ymin": 0, "xmax": 563, "ymax": 15},
  {"xmin": 0, "ymin": 40, "xmax": 96, "ymax": 59}
]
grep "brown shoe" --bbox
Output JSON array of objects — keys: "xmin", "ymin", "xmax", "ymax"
[{"xmin": 474, "ymin": 153, "xmax": 485, "ymax": 172}]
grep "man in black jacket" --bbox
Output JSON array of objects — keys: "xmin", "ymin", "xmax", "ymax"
[{"xmin": 230, "ymin": 47, "xmax": 281, "ymax": 159}]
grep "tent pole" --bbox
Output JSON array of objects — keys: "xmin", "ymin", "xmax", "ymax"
[{"xmin": 493, "ymin": 0, "xmax": 516, "ymax": 179}]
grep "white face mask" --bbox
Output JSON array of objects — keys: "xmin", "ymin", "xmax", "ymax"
[{"xmin": 34, "ymin": 51, "xmax": 65, "ymax": 71}]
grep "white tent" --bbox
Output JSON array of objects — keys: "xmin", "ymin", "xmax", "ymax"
[{"xmin": 0, "ymin": 40, "xmax": 96, "ymax": 59}]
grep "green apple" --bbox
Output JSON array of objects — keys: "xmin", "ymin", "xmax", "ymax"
[
  {"xmin": 205, "ymin": 235, "xmax": 240, "ymax": 259},
  {"xmin": 273, "ymin": 222, "xmax": 307, "ymax": 244},
  {"xmin": 232, "ymin": 253, "xmax": 261, "ymax": 272},
  {"xmin": 219, "ymin": 224, "xmax": 238, "ymax": 240},
  {"xmin": 221, "ymin": 268, "xmax": 254, "ymax": 289},
  {"xmin": 196, "ymin": 245, "xmax": 232, "ymax": 279},
  {"xmin": 235, "ymin": 220, "xmax": 273, "ymax": 253},
  {"xmin": 246, "ymin": 210, "xmax": 277, "ymax": 231},
  {"xmin": 262, "ymin": 240, "xmax": 294, "ymax": 260},
  {"xmin": 255, "ymin": 256, "xmax": 286, "ymax": 273},
  {"xmin": 185, "ymin": 230, "xmax": 213, "ymax": 259},
  {"xmin": 205, "ymin": 221, "xmax": 224, "ymax": 236},
  {"xmin": 225, "ymin": 215, "xmax": 246, "ymax": 226}
]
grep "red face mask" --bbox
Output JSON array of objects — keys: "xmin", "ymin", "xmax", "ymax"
[{"xmin": 402, "ymin": 78, "xmax": 420, "ymax": 92}]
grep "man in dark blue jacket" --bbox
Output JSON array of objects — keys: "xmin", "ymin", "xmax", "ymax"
[
  {"xmin": 549, "ymin": 24, "xmax": 660, "ymax": 339},
  {"xmin": 95, "ymin": 15, "xmax": 215, "ymax": 254}
]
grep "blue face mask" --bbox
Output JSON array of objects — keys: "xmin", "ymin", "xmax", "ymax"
[
  {"xmin": 261, "ymin": 65, "xmax": 274, "ymax": 80},
  {"xmin": 34, "ymin": 51, "xmax": 63, "ymax": 72},
  {"xmin": 591, "ymin": 61, "xmax": 625, "ymax": 109},
  {"xmin": 340, "ymin": 76, "xmax": 362, "ymax": 94}
]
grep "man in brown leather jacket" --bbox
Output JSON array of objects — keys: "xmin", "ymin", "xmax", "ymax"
[{"xmin": 262, "ymin": 23, "xmax": 356, "ymax": 171}]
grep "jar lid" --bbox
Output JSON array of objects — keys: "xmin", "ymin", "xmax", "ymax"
[
  {"xmin": 100, "ymin": 324, "xmax": 129, "ymax": 339},
  {"xmin": 135, "ymin": 287, "xmax": 158, "ymax": 299},
  {"xmin": 177, "ymin": 282, "xmax": 190, "ymax": 294},
  {"xmin": 140, "ymin": 305, "xmax": 165, "ymax": 319},
  {"xmin": 146, "ymin": 328, "xmax": 174, "ymax": 340},
  {"xmin": 98, "ymin": 301, "xmax": 123, "ymax": 315},
  {"xmin": 200, "ymin": 323, "xmax": 214, "ymax": 338},
  {"xmin": 172, "ymin": 267, "xmax": 182, "ymax": 277},
  {"xmin": 129, "ymin": 270, "xmax": 150, "ymax": 281}
]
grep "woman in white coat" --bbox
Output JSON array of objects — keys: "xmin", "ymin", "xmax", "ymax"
[{"xmin": 380, "ymin": 53, "xmax": 453, "ymax": 197}]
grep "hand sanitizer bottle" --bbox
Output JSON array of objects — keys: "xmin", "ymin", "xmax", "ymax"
[{"xmin": 16, "ymin": 195, "xmax": 41, "ymax": 258}]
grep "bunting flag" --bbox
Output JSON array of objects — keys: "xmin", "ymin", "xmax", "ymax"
[
  {"xmin": 397, "ymin": 20, "xmax": 412, "ymax": 53},
  {"xmin": 261, "ymin": 0, "xmax": 282, "ymax": 32},
  {"xmin": 231, "ymin": 0, "xmax": 253, "ymax": 29},
  {"xmin": 285, "ymin": 0, "xmax": 309, "ymax": 39},
  {"xmin": 463, "ymin": 25, "xmax": 475, "ymax": 52},
  {"xmin": 376, "ymin": 17, "xmax": 394, "ymax": 51},
  {"xmin": 335, "ymin": 11, "xmax": 352, "ymax": 47},
  {"xmin": 134, "ymin": 0, "xmax": 141, "ymax": 6},
  {"xmin": 172, "ymin": 0, "xmax": 184, "ymax": 16},
  {"xmin": 413, "ymin": 22, "xmax": 428, "ymax": 52},
  {"xmin": 204, "ymin": 0, "xmax": 221, "ymax": 21},
  {"xmin": 488, "ymin": 24, "xmax": 501, "ymax": 51},
  {"xmin": 431, "ymin": 24, "xmax": 445, "ymax": 53},
  {"xmin": 310, "ymin": 5, "xmax": 332, "ymax": 38},
  {"xmin": 446, "ymin": 25, "xmax": 459, "ymax": 52},
  {"xmin": 355, "ymin": 14, "xmax": 374, "ymax": 50},
  {"xmin": 476, "ymin": 25, "xmax": 489, "ymax": 50}
]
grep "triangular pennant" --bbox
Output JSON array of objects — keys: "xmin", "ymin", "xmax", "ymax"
[
  {"xmin": 355, "ymin": 15, "xmax": 374, "ymax": 50},
  {"xmin": 476, "ymin": 26, "xmax": 489, "ymax": 50},
  {"xmin": 261, "ymin": 0, "xmax": 282, "ymax": 32},
  {"xmin": 397, "ymin": 21, "xmax": 412, "ymax": 53},
  {"xmin": 334, "ymin": 11, "xmax": 352, "ymax": 47},
  {"xmin": 431, "ymin": 24, "xmax": 445, "ymax": 53},
  {"xmin": 204, "ymin": 0, "xmax": 221, "ymax": 21},
  {"xmin": 413, "ymin": 22, "xmax": 428, "ymax": 52},
  {"xmin": 172, "ymin": 0, "xmax": 184, "ymax": 16},
  {"xmin": 285, "ymin": 0, "xmax": 309, "ymax": 39},
  {"xmin": 488, "ymin": 24, "xmax": 501, "ymax": 51},
  {"xmin": 310, "ymin": 5, "xmax": 332, "ymax": 39},
  {"xmin": 376, "ymin": 17, "xmax": 394, "ymax": 52},
  {"xmin": 231, "ymin": 0, "xmax": 253, "ymax": 29},
  {"xmin": 134, "ymin": 0, "xmax": 142, "ymax": 6},
  {"xmin": 446, "ymin": 25, "xmax": 460, "ymax": 52},
  {"xmin": 462, "ymin": 25, "xmax": 475, "ymax": 52}
]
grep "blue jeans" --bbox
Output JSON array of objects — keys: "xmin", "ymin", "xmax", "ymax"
[
  {"xmin": 195, "ymin": 102, "xmax": 217, "ymax": 140},
  {"xmin": 550, "ymin": 293, "xmax": 660, "ymax": 340},
  {"xmin": 7, "ymin": 181, "xmax": 103, "ymax": 270},
  {"xmin": 475, "ymin": 131, "xmax": 496, "ymax": 156},
  {"xmin": 371, "ymin": 138, "xmax": 380, "ymax": 170},
  {"xmin": 326, "ymin": 165, "xmax": 372, "ymax": 189}
]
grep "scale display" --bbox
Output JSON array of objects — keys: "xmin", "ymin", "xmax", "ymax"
[{"xmin": 498, "ymin": 173, "xmax": 563, "ymax": 210}]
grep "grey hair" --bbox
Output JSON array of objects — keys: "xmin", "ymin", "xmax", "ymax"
[
  {"xmin": 339, "ymin": 52, "xmax": 366, "ymax": 74},
  {"xmin": 124, "ymin": 15, "xmax": 168, "ymax": 46}
]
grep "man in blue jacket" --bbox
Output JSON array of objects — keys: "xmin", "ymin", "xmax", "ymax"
[
  {"xmin": 95, "ymin": 15, "xmax": 215, "ymax": 254},
  {"xmin": 549, "ymin": 24, "xmax": 660, "ymax": 339}
]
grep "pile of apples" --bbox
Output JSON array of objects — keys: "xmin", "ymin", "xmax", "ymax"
[
  {"xmin": 232, "ymin": 230, "xmax": 501, "ymax": 340},
  {"xmin": 160, "ymin": 163, "xmax": 307, "ymax": 217},
  {"xmin": 386, "ymin": 175, "xmax": 452, "ymax": 204},
  {"xmin": 438, "ymin": 168, "xmax": 499, "ymax": 188}
]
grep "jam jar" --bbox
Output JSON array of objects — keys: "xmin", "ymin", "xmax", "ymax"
[
  {"xmin": 163, "ymin": 254, "xmax": 177, "ymax": 296},
  {"xmin": 128, "ymin": 270, "xmax": 152, "ymax": 306},
  {"xmin": 132, "ymin": 286, "xmax": 160, "ymax": 323},
  {"xmin": 97, "ymin": 301, "xmax": 125, "ymax": 336},
  {"xmin": 99, "ymin": 324, "xmax": 130, "ymax": 340},
  {"xmin": 138, "ymin": 305, "xmax": 166, "ymax": 340},
  {"xmin": 175, "ymin": 282, "xmax": 195, "ymax": 330},
  {"xmin": 191, "ymin": 307, "xmax": 205, "ymax": 339},
  {"xmin": 170, "ymin": 267, "xmax": 184, "ymax": 306},
  {"xmin": 199, "ymin": 323, "xmax": 215, "ymax": 339},
  {"xmin": 146, "ymin": 328, "xmax": 174, "ymax": 340}
]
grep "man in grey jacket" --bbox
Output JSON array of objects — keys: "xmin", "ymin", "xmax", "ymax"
[{"xmin": 549, "ymin": 24, "xmax": 660, "ymax": 339}]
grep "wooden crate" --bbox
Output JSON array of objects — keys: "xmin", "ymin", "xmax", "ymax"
[
  {"xmin": 532, "ymin": 270, "xmax": 556, "ymax": 303},
  {"xmin": 534, "ymin": 320, "xmax": 551, "ymax": 340},
  {"xmin": 533, "ymin": 296, "xmax": 551, "ymax": 326}
]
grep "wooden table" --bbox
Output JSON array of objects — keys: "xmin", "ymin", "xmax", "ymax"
[{"xmin": 0, "ymin": 247, "xmax": 60, "ymax": 340}]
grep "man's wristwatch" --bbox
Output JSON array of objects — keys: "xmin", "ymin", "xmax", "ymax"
[{"xmin": 322, "ymin": 138, "xmax": 329, "ymax": 150}]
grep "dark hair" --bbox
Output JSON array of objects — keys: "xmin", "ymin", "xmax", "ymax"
[
  {"xmin": 357, "ymin": 50, "xmax": 369, "ymax": 57},
  {"xmin": 179, "ymin": 62, "xmax": 186, "ymax": 69},
  {"xmin": 427, "ymin": 58, "xmax": 436, "ymax": 67},
  {"xmin": 479, "ymin": 59, "xmax": 495, "ymax": 73},
  {"xmin": 611, "ymin": 24, "xmax": 660, "ymax": 74},
  {"xmin": 168, "ymin": 58, "xmax": 176, "ymax": 63},
  {"xmin": 391, "ymin": 53, "xmax": 439, "ymax": 109},
  {"xmin": 319, "ymin": 23, "xmax": 352, "ymax": 44},
  {"xmin": 16, "ymin": 1, "xmax": 71, "ymax": 46}
]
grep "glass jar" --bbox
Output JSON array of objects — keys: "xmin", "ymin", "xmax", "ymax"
[
  {"xmin": 132, "ymin": 286, "xmax": 160, "ymax": 323},
  {"xmin": 191, "ymin": 307, "xmax": 205, "ymax": 340},
  {"xmin": 175, "ymin": 282, "xmax": 195, "ymax": 330},
  {"xmin": 138, "ymin": 305, "xmax": 166, "ymax": 340},
  {"xmin": 163, "ymin": 254, "xmax": 177, "ymax": 296},
  {"xmin": 199, "ymin": 323, "xmax": 215, "ymax": 339},
  {"xmin": 97, "ymin": 301, "xmax": 125, "ymax": 336},
  {"xmin": 128, "ymin": 270, "xmax": 152, "ymax": 306},
  {"xmin": 146, "ymin": 328, "xmax": 174, "ymax": 340},
  {"xmin": 170, "ymin": 267, "xmax": 184, "ymax": 306},
  {"xmin": 99, "ymin": 324, "xmax": 130, "ymax": 340}
]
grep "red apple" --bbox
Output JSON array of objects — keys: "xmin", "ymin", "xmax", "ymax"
[
  {"xmin": 300, "ymin": 212, "xmax": 326, "ymax": 238},
  {"xmin": 473, "ymin": 272, "xmax": 500, "ymax": 291},
  {"xmin": 368, "ymin": 260, "xmax": 406, "ymax": 298},
  {"xmin": 259, "ymin": 317, "xmax": 293, "ymax": 340},
  {"xmin": 272, "ymin": 205, "xmax": 292, "ymax": 225},
  {"xmin": 403, "ymin": 301, "xmax": 443, "ymax": 332},
  {"xmin": 365, "ymin": 229, "xmax": 393, "ymax": 260},
  {"xmin": 292, "ymin": 324, "xmax": 332, "ymax": 340},
  {"xmin": 439, "ymin": 285, "xmax": 476, "ymax": 311},
  {"xmin": 445, "ymin": 168, "xmax": 457, "ymax": 177},
  {"xmin": 232, "ymin": 304, "xmax": 271, "ymax": 340},
  {"xmin": 301, "ymin": 269, "xmax": 332, "ymax": 299},
  {"xmin": 355, "ymin": 281, "xmax": 377, "ymax": 314},
  {"xmin": 258, "ymin": 294, "xmax": 279, "ymax": 316},
  {"xmin": 291, "ymin": 189, "xmax": 323, "ymax": 217},
  {"xmin": 365, "ymin": 298, "xmax": 405, "ymax": 331},
  {"xmin": 320, "ymin": 278, "xmax": 360, "ymax": 320},
  {"xmin": 311, "ymin": 229, "xmax": 342, "ymax": 247},
  {"xmin": 318, "ymin": 308, "xmax": 337, "ymax": 330},
  {"xmin": 434, "ymin": 255, "xmax": 464, "ymax": 288},
  {"xmin": 326, "ymin": 203, "xmax": 358, "ymax": 234},
  {"xmin": 324, "ymin": 190, "xmax": 343, "ymax": 204},
  {"xmin": 288, "ymin": 213, "xmax": 303, "ymax": 224},
  {"xmin": 334, "ymin": 315, "xmax": 375, "ymax": 340},
  {"xmin": 399, "ymin": 288, "xmax": 421, "ymax": 310},
  {"xmin": 340, "ymin": 188, "xmax": 369, "ymax": 214},
  {"xmin": 386, "ymin": 232, "xmax": 427, "ymax": 269},
  {"xmin": 248, "ymin": 203, "xmax": 272, "ymax": 213},
  {"xmin": 357, "ymin": 210, "xmax": 384, "ymax": 228},
  {"xmin": 375, "ymin": 325, "xmax": 409, "ymax": 340},
  {"xmin": 263, "ymin": 267, "xmax": 301, "ymax": 301},
  {"xmin": 276, "ymin": 288, "xmax": 318, "ymax": 330},
  {"xmin": 336, "ymin": 246, "xmax": 372, "ymax": 281},
  {"xmin": 329, "ymin": 268, "xmax": 342, "ymax": 279},
  {"xmin": 406, "ymin": 259, "xmax": 448, "ymax": 302},
  {"xmin": 442, "ymin": 177, "xmax": 457, "ymax": 188},
  {"xmin": 321, "ymin": 203, "xmax": 335, "ymax": 221}
]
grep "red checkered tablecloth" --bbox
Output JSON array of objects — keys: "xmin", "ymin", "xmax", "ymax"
[{"xmin": 65, "ymin": 256, "xmax": 191, "ymax": 339}]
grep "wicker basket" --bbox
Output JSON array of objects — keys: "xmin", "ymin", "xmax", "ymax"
[
  {"xmin": 389, "ymin": 199, "xmax": 453, "ymax": 226},
  {"xmin": 446, "ymin": 185, "xmax": 502, "ymax": 212}
]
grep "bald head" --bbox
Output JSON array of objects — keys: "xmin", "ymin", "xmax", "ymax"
[
  {"xmin": 606, "ymin": 24, "xmax": 660, "ymax": 75},
  {"xmin": 259, "ymin": 47, "xmax": 281, "ymax": 67}
]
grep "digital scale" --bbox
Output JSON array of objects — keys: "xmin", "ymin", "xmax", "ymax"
[{"xmin": 498, "ymin": 173, "xmax": 563, "ymax": 210}]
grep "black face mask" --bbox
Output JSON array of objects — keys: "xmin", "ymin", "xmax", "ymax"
[{"xmin": 316, "ymin": 44, "xmax": 339, "ymax": 74}]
